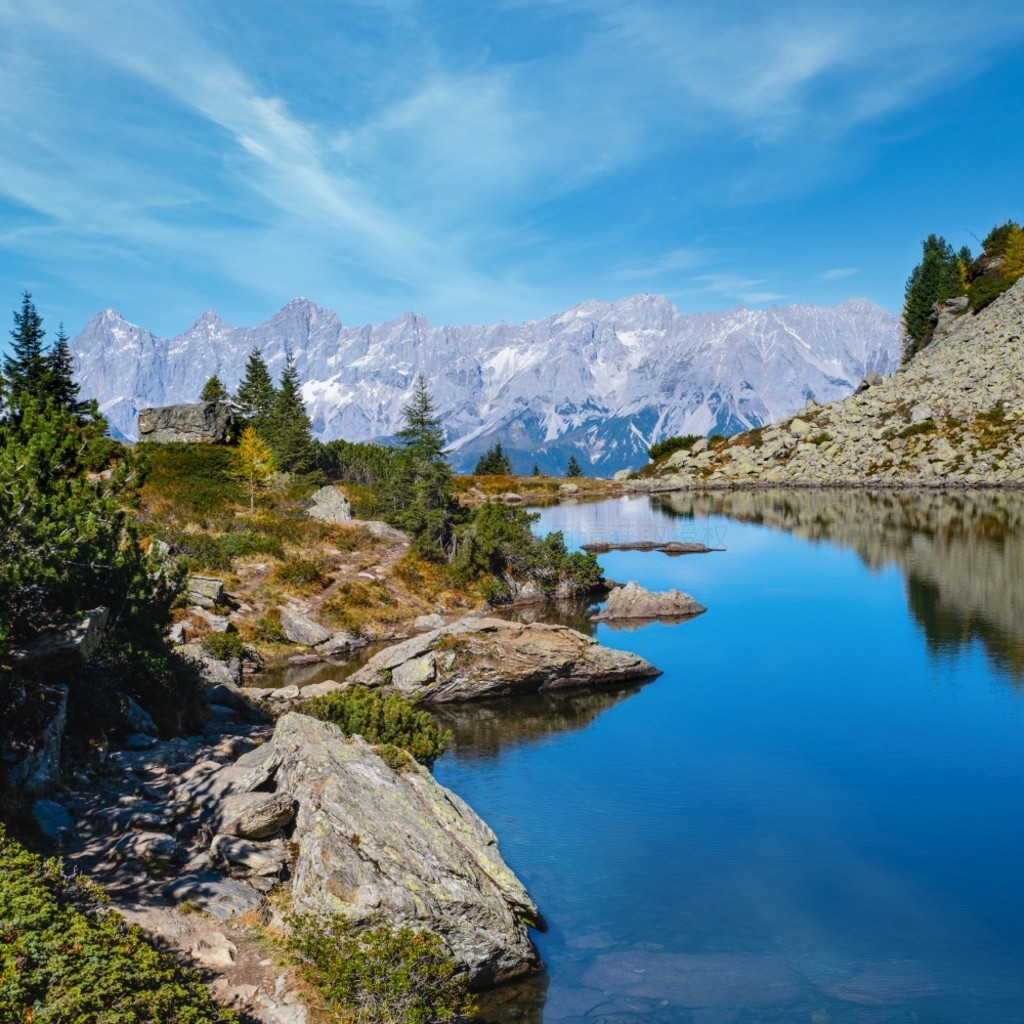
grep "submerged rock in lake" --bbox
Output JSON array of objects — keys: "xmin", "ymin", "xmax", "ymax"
[
  {"xmin": 593, "ymin": 581, "xmax": 706, "ymax": 622},
  {"xmin": 213, "ymin": 713, "xmax": 542, "ymax": 987},
  {"xmin": 347, "ymin": 616, "xmax": 661, "ymax": 703}
]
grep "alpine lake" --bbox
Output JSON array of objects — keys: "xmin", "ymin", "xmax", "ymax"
[{"xmin": 428, "ymin": 489, "xmax": 1024, "ymax": 1024}]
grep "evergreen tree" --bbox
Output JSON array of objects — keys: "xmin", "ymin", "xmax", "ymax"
[
  {"xmin": 265, "ymin": 348, "xmax": 317, "ymax": 475},
  {"xmin": 902, "ymin": 235, "xmax": 965, "ymax": 359},
  {"xmin": 43, "ymin": 323, "xmax": 83, "ymax": 419},
  {"xmin": 474, "ymin": 442, "xmax": 513, "ymax": 475},
  {"xmin": 532, "ymin": 463, "xmax": 541, "ymax": 477},
  {"xmin": 386, "ymin": 375, "xmax": 463, "ymax": 560},
  {"xmin": 200, "ymin": 375, "xmax": 230, "ymax": 403},
  {"xmin": 566, "ymin": 454, "xmax": 583, "ymax": 478},
  {"xmin": 0, "ymin": 396, "xmax": 178, "ymax": 657},
  {"xmin": 2, "ymin": 292, "xmax": 47, "ymax": 416},
  {"xmin": 233, "ymin": 348, "xmax": 277, "ymax": 431}
]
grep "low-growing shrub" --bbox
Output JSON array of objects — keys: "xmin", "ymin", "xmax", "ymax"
[
  {"xmin": 0, "ymin": 827, "xmax": 238, "ymax": 1023},
  {"xmin": 898, "ymin": 420, "xmax": 937, "ymax": 438},
  {"xmin": 304, "ymin": 686, "xmax": 449, "ymax": 767},
  {"xmin": 648, "ymin": 434, "xmax": 702, "ymax": 461},
  {"xmin": 321, "ymin": 579, "xmax": 397, "ymax": 633},
  {"xmin": 289, "ymin": 913, "xmax": 474, "ymax": 1024},
  {"xmin": 271, "ymin": 555, "xmax": 332, "ymax": 593},
  {"xmin": 201, "ymin": 630, "xmax": 246, "ymax": 661}
]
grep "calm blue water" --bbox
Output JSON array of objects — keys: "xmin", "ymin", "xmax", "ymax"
[{"xmin": 433, "ymin": 492, "xmax": 1024, "ymax": 1024}]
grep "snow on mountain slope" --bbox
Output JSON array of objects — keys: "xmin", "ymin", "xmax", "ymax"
[{"xmin": 70, "ymin": 294, "xmax": 902, "ymax": 473}]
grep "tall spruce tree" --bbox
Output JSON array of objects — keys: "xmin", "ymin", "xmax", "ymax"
[
  {"xmin": 2, "ymin": 292, "xmax": 48, "ymax": 417},
  {"xmin": 45, "ymin": 323, "xmax": 83, "ymax": 418},
  {"xmin": 233, "ymin": 348, "xmax": 277, "ymax": 431},
  {"xmin": 200, "ymin": 375, "xmax": 230, "ymax": 403},
  {"xmin": 566, "ymin": 454, "xmax": 583, "ymax": 478},
  {"xmin": 265, "ymin": 348, "xmax": 317, "ymax": 475},
  {"xmin": 387, "ymin": 374, "xmax": 463, "ymax": 559},
  {"xmin": 902, "ymin": 235, "xmax": 965, "ymax": 359}
]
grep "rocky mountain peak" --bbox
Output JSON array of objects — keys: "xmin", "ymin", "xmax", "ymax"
[{"xmin": 70, "ymin": 292, "xmax": 903, "ymax": 474}]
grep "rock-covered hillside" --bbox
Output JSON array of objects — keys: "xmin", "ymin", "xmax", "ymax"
[
  {"xmin": 645, "ymin": 278, "xmax": 1024, "ymax": 486},
  {"xmin": 69, "ymin": 295, "xmax": 901, "ymax": 474}
]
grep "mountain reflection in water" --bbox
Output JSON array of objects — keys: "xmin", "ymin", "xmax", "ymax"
[{"xmin": 653, "ymin": 488, "xmax": 1024, "ymax": 679}]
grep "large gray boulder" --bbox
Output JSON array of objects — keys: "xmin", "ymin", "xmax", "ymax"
[
  {"xmin": 306, "ymin": 485, "xmax": 352, "ymax": 523},
  {"xmin": 138, "ymin": 402, "xmax": 233, "ymax": 444},
  {"xmin": 196, "ymin": 713, "xmax": 542, "ymax": 987},
  {"xmin": 348, "ymin": 616, "xmax": 660, "ymax": 703},
  {"xmin": 13, "ymin": 607, "xmax": 108, "ymax": 673},
  {"xmin": 593, "ymin": 581, "xmax": 706, "ymax": 621}
]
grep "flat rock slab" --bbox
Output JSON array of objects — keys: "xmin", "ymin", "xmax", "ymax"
[
  {"xmin": 593, "ymin": 581, "xmax": 706, "ymax": 621},
  {"xmin": 348, "ymin": 616, "xmax": 660, "ymax": 703},
  {"xmin": 164, "ymin": 872, "xmax": 267, "ymax": 921},
  {"xmin": 581, "ymin": 541, "xmax": 718, "ymax": 556}
]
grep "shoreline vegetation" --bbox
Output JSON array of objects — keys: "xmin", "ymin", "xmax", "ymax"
[{"xmin": 3, "ymin": 218, "xmax": 1022, "ymax": 1021}]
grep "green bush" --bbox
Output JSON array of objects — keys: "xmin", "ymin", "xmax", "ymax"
[
  {"xmin": 450, "ymin": 502, "xmax": 603, "ymax": 600},
  {"xmin": 289, "ymin": 913, "xmax": 474, "ymax": 1024},
  {"xmin": 304, "ymin": 686, "xmax": 449, "ymax": 767},
  {"xmin": 648, "ymin": 434, "xmax": 702, "ymax": 461},
  {"xmin": 271, "ymin": 555, "xmax": 331, "ymax": 592},
  {"xmin": 968, "ymin": 273, "xmax": 1012, "ymax": 312},
  {"xmin": 0, "ymin": 827, "xmax": 238, "ymax": 1023},
  {"xmin": 200, "ymin": 630, "xmax": 245, "ymax": 661}
]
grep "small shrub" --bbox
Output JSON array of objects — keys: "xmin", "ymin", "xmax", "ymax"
[
  {"xmin": 0, "ymin": 827, "xmax": 238, "ymax": 1023},
  {"xmin": 809, "ymin": 433, "xmax": 830, "ymax": 445},
  {"xmin": 255, "ymin": 612, "xmax": 289, "ymax": 644},
  {"xmin": 968, "ymin": 273, "xmax": 1012, "ymax": 312},
  {"xmin": 289, "ymin": 913, "xmax": 474, "ymax": 1024},
  {"xmin": 271, "ymin": 555, "xmax": 331, "ymax": 593},
  {"xmin": 304, "ymin": 686, "xmax": 449, "ymax": 766},
  {"xmin": 201, "ymin": 630, "xmax": 245, "ymax": 661},
  {"xmin": 374, "ymin": 743, "xmax": 414, "ymax": 772},
  {"xmin": 648, "ymin": 434, "xmax": 702, "ymax": 461},
  {"xmin": 898, "ymin": 419, "xmax": 937, "ymax": 438}
]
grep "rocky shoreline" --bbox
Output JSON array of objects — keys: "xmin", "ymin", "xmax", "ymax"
[
  {"xmin": 9, "ymin": 601, "xmax": 668, "ymax": 1022},
  {"xmin": 637, "ymin": 277, "xmax": 1024, "ymax": 491}
]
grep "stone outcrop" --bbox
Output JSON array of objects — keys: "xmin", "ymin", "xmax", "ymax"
[
  {"xmin": 348, "ymin": 616, "xmax": 660, "ymax": 703},
  {"xmin": 188, "ymin": 575, "xmax": 224, "ymax": 609},
  {"xmin": 594, "ymin": 581, "xmax": 706, "ymax": 621},
  {"xmin": 186, "ymin": 713, "xmax": 542, "ymax": 987},
  {"xmin": 0, "ymin": 684, "xmax": 68, "ymax": 793},
  {"xmin": 138, "ymin": 402, "xmax": 234, "ymax": 444},
  {"xmin": 644, "ymin": 277, "xmax": 1024, "ymax": 488},
  {"xmin": 13, "ymin": 607, "xmax": 108, "ymax": 672},
  {"xmin": 306, "ymin": 485, "xmax": 352, "ymax": 523}
]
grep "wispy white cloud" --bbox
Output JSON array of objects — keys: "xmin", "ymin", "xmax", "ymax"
[
  {"xmin": 821, "ymin": 268, "xmax": 859, "ymax": 281},
  {"xmin": 691, "ymin": 273, "xmax": 785, "ymax": 306}
]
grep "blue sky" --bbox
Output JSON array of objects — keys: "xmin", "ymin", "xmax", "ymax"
[{"xmin": 1, "ymin": 0, "xmax": 1023, "ymax": 347}]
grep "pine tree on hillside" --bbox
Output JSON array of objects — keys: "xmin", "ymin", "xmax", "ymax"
[
  {"xmin": 902, "ymin": 235, "xmax": 965, "ymax": 359},
  {"xmin": 2, "ymin": 292, "xmax": 47, "ymax": 416},
  {"xmin": 566, "ymin": 454, "xmax": 583, "ymax": 478},
  {"xmin": 200, "ymin": 375, "xmax": 230, "ymax": 403},
  {"xmin": 233, "ymin": 348, "xmax": 277, "ymax": 431},
  {"xmin": 532, "ymin": 463, "xmax": 541, "ymax": 477},
  {"xmin": 265, "ymin": 348, "xmax": 317, "ymax": 475}
]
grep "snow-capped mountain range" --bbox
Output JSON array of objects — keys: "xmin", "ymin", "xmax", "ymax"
[{"xmin": 70, "ymin": 294, "xmax": 902, "ymax": 474}]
